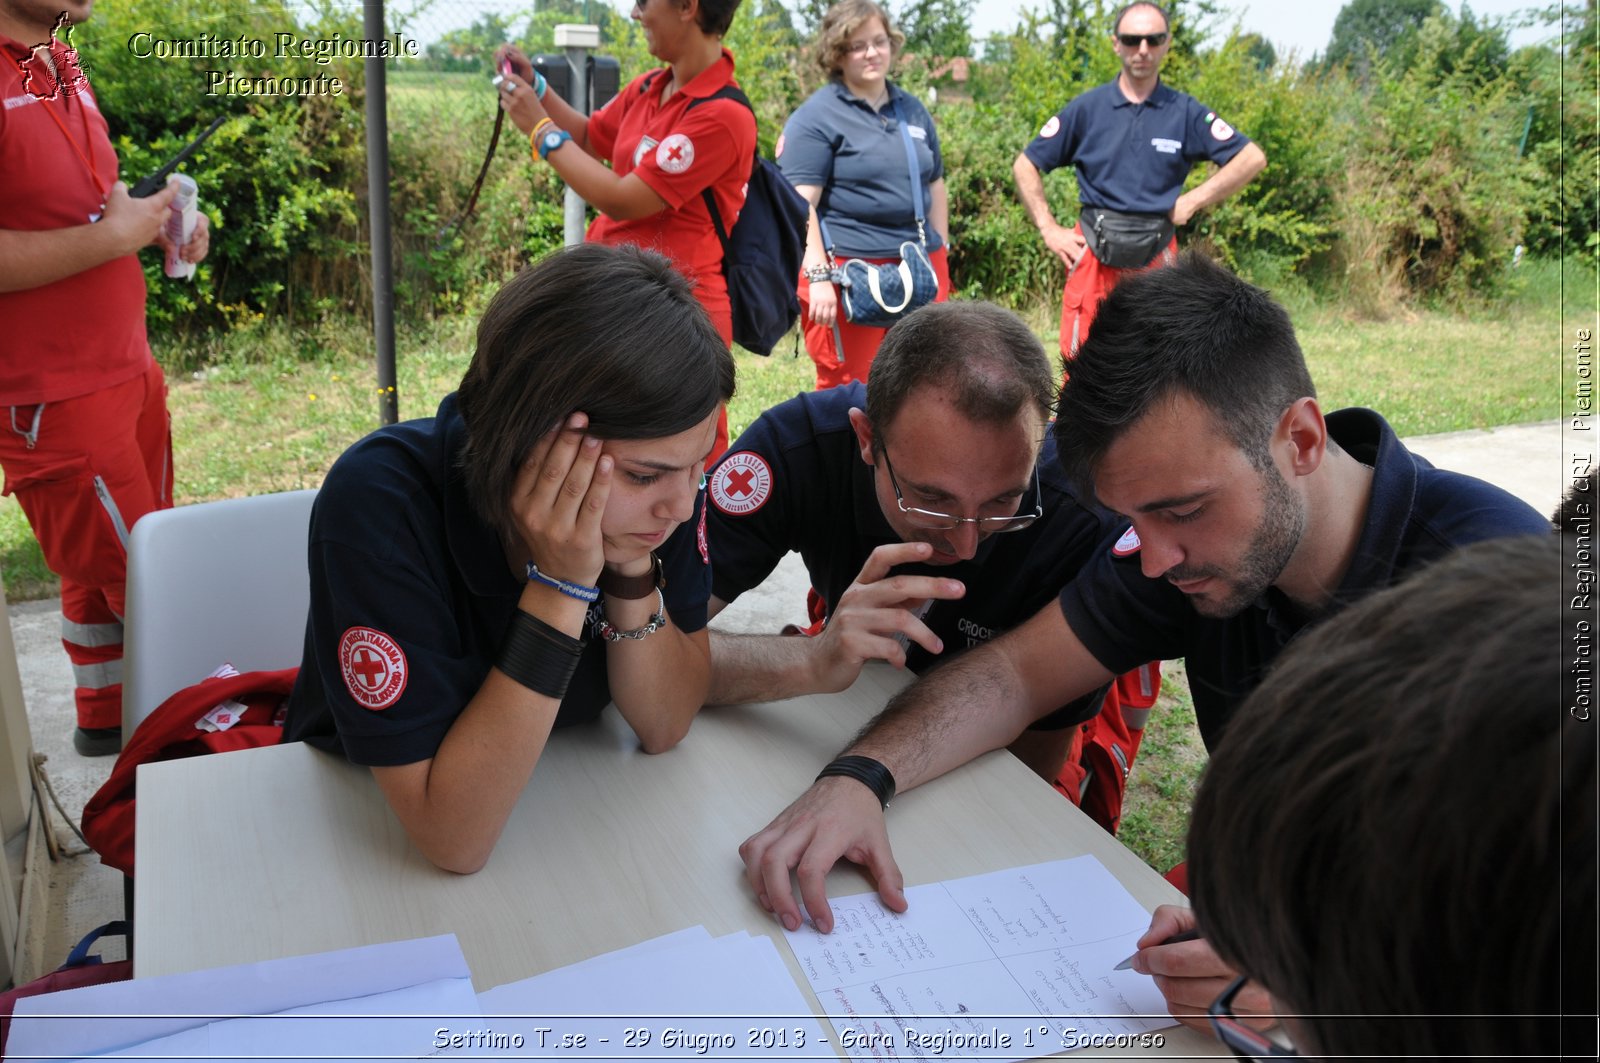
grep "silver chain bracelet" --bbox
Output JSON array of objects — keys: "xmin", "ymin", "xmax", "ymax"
[{"xmin": 593, "ymin": 587, "xmax": 667, "ymax": 642}]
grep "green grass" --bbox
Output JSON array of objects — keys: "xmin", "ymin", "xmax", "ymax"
[{"xmin": 1118, "ymin": 663, "xmax": 1206, "ymax": 873}]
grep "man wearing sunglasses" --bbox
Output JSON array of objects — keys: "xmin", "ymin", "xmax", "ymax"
[
  {"xmin": 1011, "ymin": 1, "xmax": 1265, "ymax": 363},
  {"xmin": 703, "ymin": 300, "xmax": 1158, "ymax": 815}
]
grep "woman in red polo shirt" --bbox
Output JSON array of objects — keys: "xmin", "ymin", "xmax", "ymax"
[{"xmin": 496, "ymin": 0, "xmax": 755, "ymax": 459}]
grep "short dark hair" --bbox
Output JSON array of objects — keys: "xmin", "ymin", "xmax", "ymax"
[
  {"xmin": 1051, "ymin": 253, "xmax": 1314, "ymax": 493},
  {"xmin": 865, "ymin": 301, "xmax": 1056, "ymax": 444},
  {"xmin": 1111, "ymin": 1, "xmax": 1169, "ymax": 35},
  {"xmin": 694, "ymin": 0, "xmax": 743, "ymax": 38},
  {"xmin": 456, "ymin": 243, "xmax": 735, "ymax": 542},
  {"xmin": 1187, "ymin": 534, "xmax": 1587, "ymax": 1059}
]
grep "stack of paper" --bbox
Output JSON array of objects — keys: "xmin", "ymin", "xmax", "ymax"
[
  {"xmin": 469, "ymin": 927, "xmax": 829, "ymax": 1060},
  {"xmin": 782, "ymin": 855, "xmax": 1179, "ymax": 1062},
  {"xmin": 5, "ymin": 935, "xmax": 480, "ymax": 1062}
]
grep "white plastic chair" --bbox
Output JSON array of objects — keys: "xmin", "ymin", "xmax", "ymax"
[{"xmin": 120, "ymin": 490, "xmax": 317, "ymax": 737}]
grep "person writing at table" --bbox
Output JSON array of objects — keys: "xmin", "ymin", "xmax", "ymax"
[
  {"xmin": 781, "ymin": 0, "xmax": 951, "ymax": 389},
  {"xmin": 283, "ymin": 245, "xmax": 734, "ymax": 874},
  {"xmin": 493, "ymin": 0, "xmax": 755, "ymax": 459}
]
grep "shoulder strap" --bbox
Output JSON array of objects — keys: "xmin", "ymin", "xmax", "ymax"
[
  {"xmin": 891, "ymin": 94, "xmax": 926, "ymax": 246},
  {"xmin": 686, "ymin": 84, "xmax": 756, "ymax": 253}
]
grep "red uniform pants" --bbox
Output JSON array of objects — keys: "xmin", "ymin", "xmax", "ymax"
[
  {"xmin": 1059, "ymin": 229, "xmax": 1178, "ymax": 365},
  {"xmin": 0, "ymin": 362, "xmax": 173, "ymax": 730},
  {"xmin": 799, "ymin": 246, "xmax": 951, "ymax": 391}
]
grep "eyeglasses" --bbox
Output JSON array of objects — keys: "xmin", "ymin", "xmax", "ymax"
[
  {"xmin": 1208, "ymin": 976, "xmax": 1298, "ymax": 1059},
  {"xmin": 847, "ymin": 35, "xmax": 891, "ymax": 56},
  {"xmin": 880, "ymin": 448, "xmax": 1041, "ymax": 533},
  {"xmin": 1116, "ymin": 31, "xmax": 1169, "ymax": 48}
]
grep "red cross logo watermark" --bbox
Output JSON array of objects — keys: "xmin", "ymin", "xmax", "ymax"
[
  {"xmin": 338, "ymin": 627, "xmax": 409, "ymax": 710},
  {"xmin": 656, "ymin": 133, "xmax": 695, "ymax": 175},
  {"xmin": 709, "ymin": 452, "xmax": 773, "ymax": 516}
]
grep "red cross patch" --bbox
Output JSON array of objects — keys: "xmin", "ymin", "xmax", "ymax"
[
  {"xmin": 709, "ymin": 451, "xmax": 773, "ymax": 516},
  {"xmin": 1039, "ymin": 115, "xmax": 1061, "ymax": 139},
  {"xmin": 338, "ymin": 627, "xmax": 409, "ymax": 711},
  {"xmin": 1111, "ymin": 525, "xmax": 1142, "ymax": 557},
  {"xmin": 656, "ymin": 133, "xmax": 695, "ymax": 174}
]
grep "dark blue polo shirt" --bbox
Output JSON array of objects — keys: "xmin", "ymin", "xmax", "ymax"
[
  {"xmin": 706, "ymin": 383, "xmax": 1120, "ymax": 725},
  {"xmin": 777, "ymin": 81, "xmax": 945, "ymax": 258},
  {"xmin": 1057, "ymin": 408, "xmax": 1550, "ymax": 750},
  {"xmin": 283, "ymin": 393, "xmax": 712, "ymax": 767},
  {"xmin": 1022, "ymin": 79, "xmax": 1250, "ymax": 215}
]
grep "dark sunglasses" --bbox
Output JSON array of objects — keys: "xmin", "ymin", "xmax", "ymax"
[{"xmin": 1117, "ymin": 32, "xmax": 1169, "ymax": 47}]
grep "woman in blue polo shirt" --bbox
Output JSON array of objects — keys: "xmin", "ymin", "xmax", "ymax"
[
  {"xmin": 781, "ymin": 0, "xmax": 951, "ymax": 390},
  {"xmin": 283, "ymin": 245, "xmax": 735, "ymax": 873}
]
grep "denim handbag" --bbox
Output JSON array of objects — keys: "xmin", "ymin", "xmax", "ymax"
[
  {"xmin": 824, "ymin": 97, "xmax": 938, "ymax": 329},
  {"xmin": 837, "ymin": 241, "xmax": 938, "ymax": 327}
]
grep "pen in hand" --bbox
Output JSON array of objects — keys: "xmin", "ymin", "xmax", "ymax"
[{"xmin": 1113, "ymin": 927, "xmax": 1203, "ymax": 971}]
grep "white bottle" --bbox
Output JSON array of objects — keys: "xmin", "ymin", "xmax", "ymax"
[{"xmin": 163, "ymin": 173, "xmax": 198, "ymax": 280}]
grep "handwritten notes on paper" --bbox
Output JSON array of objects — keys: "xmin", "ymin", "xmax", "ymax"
[{"xmin": 783, "ymin": 856, "xmax": 1177, "ymax": 1061}]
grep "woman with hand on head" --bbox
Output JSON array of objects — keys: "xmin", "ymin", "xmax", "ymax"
[
  {"xmin": 283, "ymin": 244, "xmax": 735, "ymax": 874},
  {"xmin": 781, "ymin": 0, "xmax": 952, "ymax": 390},
  {"xmin": 492, "ymin": 0, "xmax": 755, "ymax": 459}
]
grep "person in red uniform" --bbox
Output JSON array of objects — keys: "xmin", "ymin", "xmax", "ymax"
[
  {"xmin": 0, "ymin": 0, "xmax": 210, "ymax": 756},
  {"xmin": 495, "ymin": 0, "xmax": 756, "ymax": 460}
]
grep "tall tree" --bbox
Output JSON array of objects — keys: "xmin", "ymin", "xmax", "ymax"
[
  {"xmin": 895, "ymin": 0, "xmax": 975, "ymax": 56},
  {"xmin": 1324, "ymin": 0, "xmax": 1444, "ymax": 74}
]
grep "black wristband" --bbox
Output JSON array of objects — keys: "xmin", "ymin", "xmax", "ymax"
[
  {"xmin": 496, "ymin": 609, "xmax": 584, "ymax": 700},
  {"xmin": 816, "ymin": 755, "xmax": 897, "ymax": 809}
]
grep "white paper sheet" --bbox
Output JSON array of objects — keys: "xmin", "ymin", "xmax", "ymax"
[
  {"xmin": 6, "ymin": 934, "xmax": 479, "ymax": 1062},
  {"xmin": 783, "ymin": 856, "xmax": 1179, "ymax": 1061},
  {"xmin": 467, "ymin": 928, "xmax": 826, "ymax": 1061}
]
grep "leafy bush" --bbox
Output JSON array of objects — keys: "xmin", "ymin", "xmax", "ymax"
[{"xmin": 76, "ymin": 0, "xmax": 368, "ymax": 333}]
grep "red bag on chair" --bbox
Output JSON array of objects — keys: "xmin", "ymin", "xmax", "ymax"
[{"xmin": 80, "ymin": 669, "xmax": 297, "ymax": 876}]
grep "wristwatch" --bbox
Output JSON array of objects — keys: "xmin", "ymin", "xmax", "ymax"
[
  {"xmin": 537, "ymin": 128, "xmax": 572, "ymax": 160},
  {"xmin": 597, "ymin": 552, "xmax": 664, "ymax": 599}
]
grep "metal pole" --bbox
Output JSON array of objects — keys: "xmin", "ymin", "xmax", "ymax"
[
  {"xmin": 556, "ymin": 26, "xmax": 598, "ymax": 247},
  {"xmin": 364, "ymin": 1, "xmax": 399, "ymax": 425},
  {"xmin": 562, "ymin": 48, "xmax": 589, "ymax": 246}
]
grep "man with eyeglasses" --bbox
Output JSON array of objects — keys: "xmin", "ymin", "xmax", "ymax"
[
  {"xmin": 703, "ymin": 300, "xmax": 1158, "ymax": 815},
  {"xmin": 1011, "ymin": 1, "xmax": 1265, "ymax": 363}
]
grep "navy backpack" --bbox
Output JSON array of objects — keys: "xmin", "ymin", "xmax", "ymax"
[{"xmin": 686, "ymin": 84, "xmax": 809, "ymax": 356}]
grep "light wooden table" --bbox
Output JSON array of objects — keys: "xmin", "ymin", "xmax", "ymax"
[{"xmin": 136, "ymin": 664, "xmax": 1212, "ymax": 1056}]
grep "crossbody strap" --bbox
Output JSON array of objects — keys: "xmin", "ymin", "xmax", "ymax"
[{"xmin": 892, "ymin": 94, "xmax": 926, "ymax": 247}]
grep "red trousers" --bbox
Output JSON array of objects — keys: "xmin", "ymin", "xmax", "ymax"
[
  {"xmin": 1059, "ymin": 230, "xmax": 1178, "ymax": 364},
  {"xmin": 1053, "ymin": 661, "xmax": 1162, "ymax": 834},
  {"xmin": 799, "ymin": 245, "xmax": 951, "ymax": 391},
  {"xmin": 0, "ymin": 362, "xmax": 173, "ymax": 730}
]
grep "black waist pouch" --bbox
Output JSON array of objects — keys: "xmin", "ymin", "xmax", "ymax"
[{"xmin": 1082, "ymin": 207, "xmax": 1175, "ymax": 269}]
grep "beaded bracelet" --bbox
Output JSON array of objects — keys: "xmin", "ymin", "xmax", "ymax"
[{"xmin": 593, "ymin": 587, "xmax": 667, "ymax": 643}]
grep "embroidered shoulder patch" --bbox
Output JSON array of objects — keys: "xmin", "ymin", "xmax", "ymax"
[
  {"xmin": 1111, "ymin": 526, "xmax": 1142, "ymax": 557},
  {"xmin": 710, "ymin": 452, "xmax": 773, "ymax": 516},
  {"xmin": 338, "ymin": 627, "xmax": 409, "ymax": 711},
  {"xmin": 1039, "ymin": 115, "xmax": 1061, "ymax": 139},
  {"xmin": 656, "ymin": 133, "xmax": 695, "ymax": 174}
]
